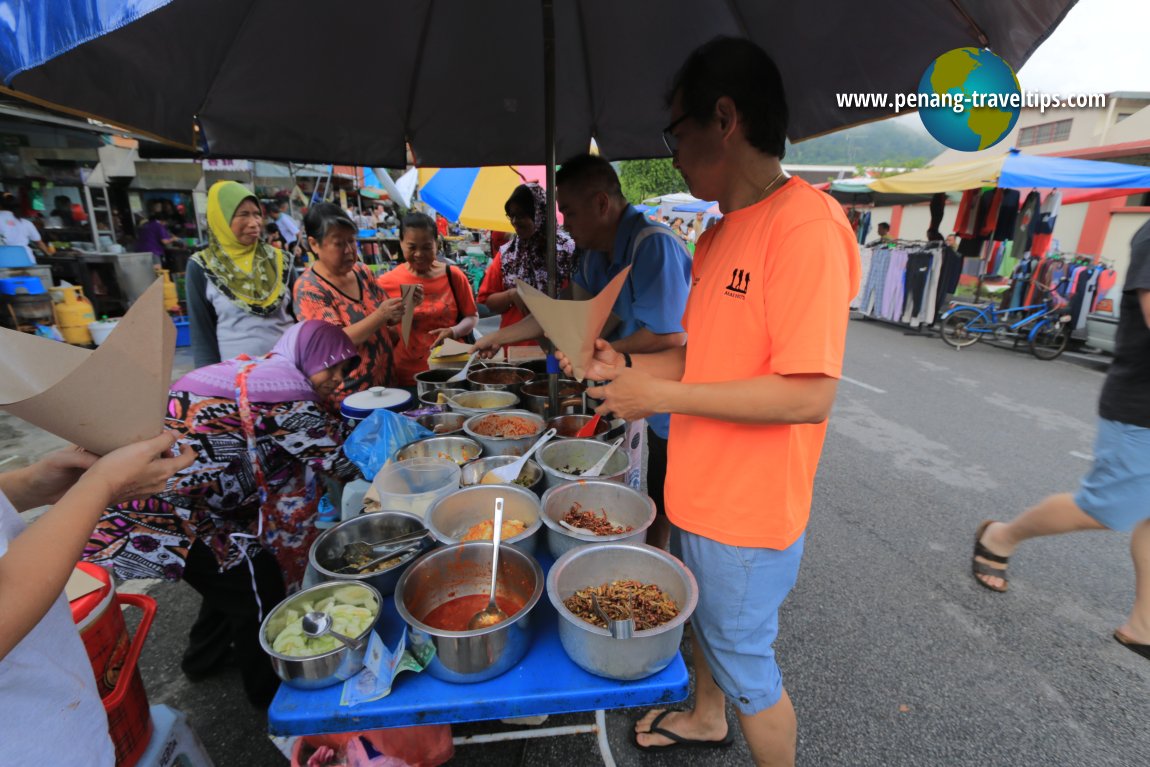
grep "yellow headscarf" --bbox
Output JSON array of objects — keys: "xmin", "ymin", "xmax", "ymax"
[{"xmin": 192, "ymin": 181, "xmax": 287, "ymax": 314}]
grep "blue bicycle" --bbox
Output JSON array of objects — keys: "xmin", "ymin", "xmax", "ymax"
[{"xmin": 939, "ymin": 297, "xmax": 1072, "ymax": 360}]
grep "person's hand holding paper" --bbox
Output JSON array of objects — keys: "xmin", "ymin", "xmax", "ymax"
[{"xmin": 514, "ymin": 267, "xmax": 630, "ymax": 382}]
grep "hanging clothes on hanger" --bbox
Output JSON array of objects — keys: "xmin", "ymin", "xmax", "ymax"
[
  {"xmin": 954, "ymin": 189, "xmax": 979, "ymax": 239},
  {"xmin": 1009, "ymin": 190, "xmax": 1041, "ymax": 264},
  {"xmin": 1030, "ymin": 190, "xmax": 1062, "ymax": 258},
  {"xmin": 993, "ymin": 189, "xmax": 1021, "ymax": 241}
]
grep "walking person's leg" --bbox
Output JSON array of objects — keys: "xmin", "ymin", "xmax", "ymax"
[{"xmin": 1115, "ymin": 518, "xmax": 1150, "ymax": 650}]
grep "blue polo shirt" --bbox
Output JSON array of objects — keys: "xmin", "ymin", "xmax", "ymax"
[{"xmin": 573, "ymin": 205, "xmax": 691, "ymax": 438}]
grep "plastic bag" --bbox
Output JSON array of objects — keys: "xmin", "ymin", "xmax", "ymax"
[
  {"xmin": 343, "ymin": 408, "xmax": 433, "ymax": 479},
  {"xmin": 291, "ymin": 726, "xmax": 454, "ymax": 767}
]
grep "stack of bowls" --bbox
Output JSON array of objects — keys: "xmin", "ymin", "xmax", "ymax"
[
  {"xmin": 447, "ymin": 390, "xmax": 519, "ymax": 417},
  {"xmin": 460, "ymin": 456, "xmax": 545, "ymax": 496},
  {"xmin": 518, "ymin": 378, "xmax": 585, "ymax": 416},
  {"xmin": 309, "ymin": 511, "xmax": 432, "ymax": 596},
  {"xmin": 467, "ymin": 366, "xmax": 535, "ymax": 397},
  {"xmin": 539, "ymin": 480, "xmax": 655, "ymax": 558},
  {"xmin": 415, "ymin": 368, "xmax": 468, "ymax": 400},
  {"xmin": 395, "ymin": 541, "xmax": 543, "ymax": 683},
  {"xmin": 259, "ymin": 581, "xmax": 382, "ymax": 689},
  {"xmin": 546, "ymin": 543, "xmax": 697, "ymax": 681},
  {"xmin": 426, "ymin": 484, "xmax": 543, "ymax": 555},
  {"xmin": 463, "ymin": 410, "xmax": 545, "ymax": 457},
  {"xmin": 395, "ymin": 435, "xmax": 482, "ymax": 465},
  {"xmin": 536, "ymin": 438, "xmax": 630, "ymax": 490},
  {"xmin": 412, "ymin": 412, "xmax": 467, "ymax": 436}
]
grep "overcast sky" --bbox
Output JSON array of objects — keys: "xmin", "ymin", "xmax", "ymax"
[{"xmin": 1016, "ymin": 0, "xmax": 1150, "ymax": 93}]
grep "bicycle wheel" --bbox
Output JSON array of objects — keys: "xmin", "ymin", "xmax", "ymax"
[
  {"xmin": 940, "ymin": 308, "xmax": 983, "ymax": 348},
  {"xmin": 1029, "ymin": 318, "xmax": 1070, "ymax": 360}
]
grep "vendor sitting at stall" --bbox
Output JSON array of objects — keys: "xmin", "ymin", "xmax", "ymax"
[
  {"xmin": 378, "ymin": 212, "xmax": 479, "ymax": 389},
  {"xmin": 84, "ymin": 320, "xmax": 364, "ymax": 708},
  {"xmin": 293, "ymin": 202, "xmax": 405, "ymax": 406},
  {"xmin": 477, "ymin": 183, "xmax": 578, "ymax": 338}
]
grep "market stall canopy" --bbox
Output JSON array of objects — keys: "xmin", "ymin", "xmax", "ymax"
[
  {"xmin": 0, "ymin": 0, "xmax": 1076, "ymax": 166},
  {"xmin": 872, "ymin": 150, "xmax": 1150, "ymax": 194},
  {"xmin": 825, "ymin": 178, "xmax": 937, "ymax": 207}
]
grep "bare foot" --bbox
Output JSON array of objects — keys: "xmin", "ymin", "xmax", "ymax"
[
  {"xmin": 633, "ymin": 708, "xmax": 729, "ymax": 748},
  {"xmin": 1115, "ymin": 622, "xmax": 1150, "ymax": 646}
]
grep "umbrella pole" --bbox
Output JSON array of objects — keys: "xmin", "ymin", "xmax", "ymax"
[{"xmin": 543, "ymin": 0, "xmax": 559, "ymax": 416}]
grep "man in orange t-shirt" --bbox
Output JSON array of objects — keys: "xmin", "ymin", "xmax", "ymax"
[{"xmin": 571, "ymin": 38, "xmax": 858, "ymax": 765}]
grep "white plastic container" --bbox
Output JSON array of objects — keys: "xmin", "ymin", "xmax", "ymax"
[
  {"xmin": 370, "ymin": 457, "xmax": 460, "ymax": 519},
  {"xmin": 88, "ymin": 318, "xmax": 119, "ymax": 346}
]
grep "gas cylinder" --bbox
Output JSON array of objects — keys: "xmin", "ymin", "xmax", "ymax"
[
  {"xmin": 155, "ymin": 267, "xmax": 180, "ymax": 313},
  {"xmin": 49, "ymin": 285, "xmax": 96, "ymax": 345}
]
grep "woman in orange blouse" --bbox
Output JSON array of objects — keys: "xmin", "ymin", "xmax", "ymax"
[
  {"xmin": 292, "ymin": 203, "xmax": 406, "ymax": 406},
  {"xmin": 378, "ymin": 213, "xmax": 479, "ymax": 387}
]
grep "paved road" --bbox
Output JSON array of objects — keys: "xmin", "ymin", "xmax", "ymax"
[{"xmin": 7, "ymin": 317, "xmax": 1148, "ymax": 765}]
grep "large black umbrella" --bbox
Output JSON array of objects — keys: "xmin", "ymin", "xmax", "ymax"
[{"xmin": 0, "ymin": 0, "xmax": 1076, "ymax": 168}]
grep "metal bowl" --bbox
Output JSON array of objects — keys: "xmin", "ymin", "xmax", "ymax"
[
  {"xmin": 462, "ymin": 409, "xmax": 545, "ymax": 457},
  {"xmin": 519, "ymin": 379, "xmax": 585, "ymax": 416},
  {"xmin": 536, "ymin": 438, "xmax": 630, "ymax": 490},
  {"xmin": 259, "ymin": 581, "xmax": 382, "ymax": 689},
  {"xmin": 414, "ymin": 367, "xmax": 469, "ymax": 398},
  {"xmin": 466, "ymin": 365, "xmax": 535, "ymax": 396},
  {"xmin": 395, "ymin": 541, "xmax": 543, "ymax": 683},
  {"xmin": 539, "ymin": 480, "xmax": 655, "ymax": 559},
  {"xmin": 547, "ymin": 543, "xmax": 697, "ymax": 680},
  {"xmin": 447, "ymin": 390, "xmax": 519, "ymax": 416},
  {"xmin": 460, "ymin": 456, "xmax": 544, "ymax": 496},
  {"xmin": 425, "ymin": 484, "xmax": 542, "ymax": 556},
  {"xmin": 419, "ymin": 387, "xmax": 467, "ymax": 408},
  {"xmin": 395, "ymin": 435, "xmax": 483, "ymax": 465},
  {"xmin": 413, "ymin": 412, "xmax": 467, "ymax": 436},
  {"xmin": 309, "ymin": 511, "xmax": 433, "ymax": 596},
  {"xmin": 546, "ymin": 414, "xmax": 608, "ymax": 439}
]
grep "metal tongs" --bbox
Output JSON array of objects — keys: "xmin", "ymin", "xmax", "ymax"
[
  {"xmin": 337, "ymin": 529, "xmax": 432, "ymax": 573},
  {"xmin": 590, "ymin": 592, "xmax": 635, "ymax": 639}
]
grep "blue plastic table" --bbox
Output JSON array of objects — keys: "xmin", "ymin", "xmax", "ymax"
[{"xmin": 268, "ymin": 557, "xmax": 689, "ymax": 764}]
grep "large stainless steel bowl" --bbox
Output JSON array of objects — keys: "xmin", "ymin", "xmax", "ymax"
[
  {"xmin": 395, "ymin": 541, "xmax": 543, "ymax": 683},
  {"xmin": 395, "ymin": 435, "xmax": 483, "ymax": 465},
  {"xmin": 415, "ymin": 367, "xmax": 469, "ymax": 398},
  {"xmin": 413, "ymin": 412, "xmax": 467, "ymax": 436},
  {"xmin": 447, "ymin": 390, "xmax": 519, "ymax": 416},
  {"xmin": 537, "ymin": 438, "xmax": 630, "ymax": 490},
  {"xmin": 259, "ymin": 581, "xmax": 382, "ymax": 689},
  {"xmin": 425, "ymin": 484, "xmax": 542, "ymax": 555},
  {"xmin": 419, "ymin": 387, "xmax": 467, "ymax": 407},
  {"xmin": 466, "ymin": 366, "xmax": 534, "ymax": 397},
  {"xmin": 539, "ymin": 480, "xmax": 655, "ymax": 558},
  {"xmin": 547, "ymin": 543, "xmax": 697, "ymax": 680},
  {"xmin": 462, "ymin": 409, "xmax": 545, "ymax": 457},
  {"xmin": 309, "ymin": 511, "xmax": 433, "ymax": 596},
  {"xmin": 460, "ymin": 456, "xmax": 545, "ymax": 496},
  {"xmin": 519, "ymin": 379, "xmax": 585, "ymax": 416},
  {"xmin": 546, "ymin": 413, "xmax": 608, "ymax": 439}
]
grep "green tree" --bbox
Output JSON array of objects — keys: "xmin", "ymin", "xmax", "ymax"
[{"xmin": 617, "ymin": 159, "xmax": 687, "ymax": 204}]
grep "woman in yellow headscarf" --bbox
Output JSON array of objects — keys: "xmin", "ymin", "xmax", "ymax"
[{"xmin": 186, "ymin": 181, "xmax": 297, "ymax": 367}]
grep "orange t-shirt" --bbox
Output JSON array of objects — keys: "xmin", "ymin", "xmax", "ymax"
[
  {"xmin": 665, "ymin": 178, "xmax": 860, "ymax": 549},
  {"xmin": 378, "ymin": 264, "xmax": 478, "ymax": 386}
]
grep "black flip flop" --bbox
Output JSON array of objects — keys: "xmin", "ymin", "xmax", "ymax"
[
  {"xmin": 631, "ymin": 710, "xmax": 734, "ymax": 751},
  {"xmin": 972, "ymin": 520, "xmax": 1009, "ymax": 593},
  {"xmin": 1114, "ymin": 630, "xmax": 1150, "ymax": 661}
]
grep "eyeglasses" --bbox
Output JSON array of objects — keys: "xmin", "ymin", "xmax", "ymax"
[{"xmin": 662, "ymin": 113, "xmax": 691, "ymax": 154}]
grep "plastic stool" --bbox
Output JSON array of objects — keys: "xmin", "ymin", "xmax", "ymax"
[{"xmin": 135, "ymin": 705, "xmax": 214, "ymax": 767}]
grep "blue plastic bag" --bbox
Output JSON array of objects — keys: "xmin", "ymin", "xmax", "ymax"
[{"xmin": 343, "ymin": 408, "xmax": 433, "ymax": 479}]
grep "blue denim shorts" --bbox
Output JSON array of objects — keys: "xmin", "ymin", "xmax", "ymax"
[
  {"xmin": 679, "ymin": 530, "xmax": 805, "ymax": 715},
  {"xmin": 1075, "ymin": 418, "xmax": 1150, "ymax": 532}
]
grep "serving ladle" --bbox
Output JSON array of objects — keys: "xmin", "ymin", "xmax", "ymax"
[
  {"xmin": 468, "ymin": 497, "xmax": 509, "ymax": 630},
  {"xmin": 447, "ymin": 351, "xmax": 480, "ymax": 383},
  {"xmin": 301, "ymin": 610, "xmax": 365, "ymax": 650}
]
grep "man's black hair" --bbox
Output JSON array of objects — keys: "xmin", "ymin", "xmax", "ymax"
[
  {"xmin": 877, "ymin": 222, "xmax": 890, "ymax": 231},
  {"xmin": 667, "ymin": 36, "xmax": 788, "ymax": 159},
  {"xmin": 555, "ymin": 153, "xmax": 624, "ymax": 199},
  {"xmin": 303, "ymin": 201, "xmax": 355, "ymax": 241}
]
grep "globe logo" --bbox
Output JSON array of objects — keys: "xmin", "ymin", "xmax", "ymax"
[{"xmin": 917, "ymin": 47, "xmax": 1021, "ymax": 151}]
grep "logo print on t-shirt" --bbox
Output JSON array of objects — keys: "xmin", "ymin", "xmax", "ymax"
[{"xmin": 724, "ymin": 268, "xmax": 749, "ymax": 299}]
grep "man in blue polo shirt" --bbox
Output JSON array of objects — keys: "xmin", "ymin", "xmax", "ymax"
[{"xmin": 474, "ymin": 153, "xmax": 691, "ymax": 548}]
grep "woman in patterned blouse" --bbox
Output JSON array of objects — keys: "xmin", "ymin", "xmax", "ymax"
[
  {"xmin": 293, "ymin": 202, "xmax": 407, "ymax": 406},
  {"xmin": 84, "ymin": 321, "xmax": 362, "ymax": 707}
]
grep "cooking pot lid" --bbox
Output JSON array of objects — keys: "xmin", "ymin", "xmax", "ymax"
[{"xmin": 342, "ymin": 386, "xmax": 411, "ymax": 415}]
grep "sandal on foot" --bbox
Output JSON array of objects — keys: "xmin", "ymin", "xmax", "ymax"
[
  {"xmin": 631, "ymin": 710, "xmax": 734, "ymax": 751},
  {"xmin": 1114, "ymin": 630, "xmax": 1150, "ymax": 661},
  {"xmin": 972, "ymin": 520, "xmax": 1009, "ymax": 593}
]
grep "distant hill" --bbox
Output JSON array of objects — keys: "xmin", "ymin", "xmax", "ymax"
[{"xmin": 786, "ymin": 120, "xmax": 946, "ymax": 167}]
